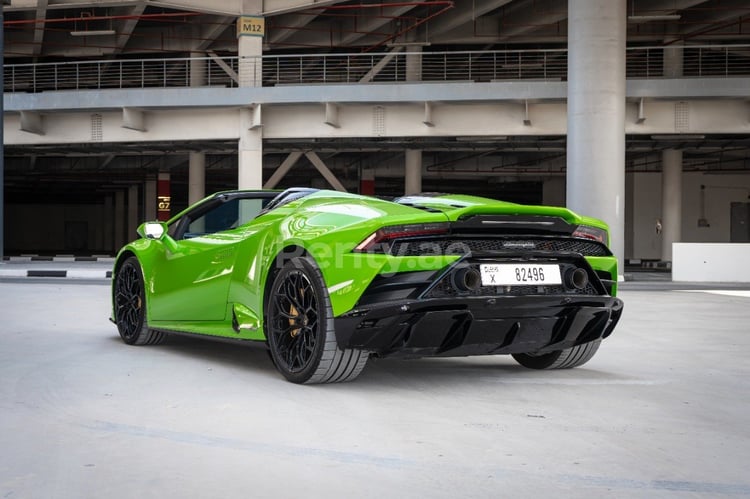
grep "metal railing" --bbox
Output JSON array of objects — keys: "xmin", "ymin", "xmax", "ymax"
[{"xmin": 5, "ymin": 44, "xmax": 750, "ymax": 93}]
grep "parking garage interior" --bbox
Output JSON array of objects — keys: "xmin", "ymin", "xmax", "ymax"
[{"xmin": 3, "ymin": 0, "xmax": 750, "ymax": 261}]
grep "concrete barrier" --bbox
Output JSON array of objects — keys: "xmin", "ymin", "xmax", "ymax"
[{"xmin": 672, "ymin": 243, "xmax": 750, "ymax": 282}]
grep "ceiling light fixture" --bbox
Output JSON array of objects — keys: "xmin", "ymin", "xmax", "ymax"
[
  {"xmin": 70, "ymin": 29, "xmax": 116, "ymax": 36},
  {"xmin": 627, "ymin": 15, "xmax": 681, "ymax": 22},
  {"xmin": 651, "ymin": 134, "xmax": 705, "ymax": 140}
]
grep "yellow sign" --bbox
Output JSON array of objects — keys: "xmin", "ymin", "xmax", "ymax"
[
  {"xmin": 157, "ymin": 195, "xmax": 171, "ymax": 212},
  {"xmin": 237, "ymin": 16, "xmax": 265, "ymax": 37}
]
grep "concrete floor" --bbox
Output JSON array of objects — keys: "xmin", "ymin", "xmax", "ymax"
[{"xmin": 1, "ymin": 280, "xmax": 749, "ymax": 498}]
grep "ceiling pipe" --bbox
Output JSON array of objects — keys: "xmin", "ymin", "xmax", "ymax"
[
  {"xmin": 365, "ymin": 2, "xmax": 454, "ymax": 51},
  {"xmin": 305, "ymin": 1, "xmax": 453, "ymax": 12},
  {"xmin": 3, "ymin": 11, "xmax": 202, "ymax": 27},
  {"xmin": 298, "ymin": 1, "xmax": 454, "ymax": 52}
]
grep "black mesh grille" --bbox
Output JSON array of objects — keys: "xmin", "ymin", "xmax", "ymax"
[
  {"xmin": 425, "ymin": 278, "xmax": 598, "ymax": 298},
  {"xmin": 390, "ymin": 238, "xmax": 609, "ymax": 257}
]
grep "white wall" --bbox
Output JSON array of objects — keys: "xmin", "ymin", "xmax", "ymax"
[
  {"xmin": 630, "ymin": 172, "xmax": 750, "ymax": 260},
  {"xmin": 673, "ymin": 243, "xmax": 750, "ymax": 282}
]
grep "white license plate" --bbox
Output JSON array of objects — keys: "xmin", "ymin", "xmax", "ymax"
[{"xmin": 479, "ymin": 264, "xmax": 562, "ymax": 286}]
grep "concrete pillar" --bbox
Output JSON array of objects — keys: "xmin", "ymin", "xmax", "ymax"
[
  {"xmin": 103, "ymin": 194, "xmax": 114, "ymax": 253},
  {"xmin": 663, "ymin": 44, "xmax": 683, "ymax": 78},
  {"xmin": 542, "ymin": 177, "xmax": 566, "ymax": 207},
  {"xmin": 144, "ymin": 178, "xmax": 157, "ymax": 221},
  {"xmin": 189, "ymin": 152, "xmax": 206, "ymax": 204},
  {"xmin": 114, "ymin": 190, "xmax": 125, "ymax": 251},
  {"xmin": 238, "ymin": 0, "xmax": 263, "ymax": 88},
  {"xmin": 566, "ymin": 0, "xmax": 626, "ymax": 276},
  {"xmin": 360, "ymin": 168, "xmax": 375, "ymax": 195},
  {"xmin": 625, "ymin": 171, "xmax": 634, "ymax": 260},
  {"xmin": 95, "ymin": 201, "xmax": 104, "ymax": 254},
  {"xmin": 187, "ymin": 52, "xmax": 208, "ymax": 200},
  {"xmin": 190, "ymin": 51, "xmax": 206, "ymax": 87},
  {"xmin": 238, "ymin": 36, "xmax": 263, "ymax": 87},
  {"xmin": 405, "ymin": 149, "xmax": 422, "ymax": 195},
  {"xmin": 237, "ymin": 1, "xmax": 264, "ymax": 189},
  {"xmin": 103, "ymin": 195, "xmax": 113, "ymax": 253},
  {"xmin": 659, "ymin": 33, "xmax": 682, "ymax": 262},
  {"xmin": 127, "ymin": 185, "xmax": 139, "ymax": 242},
  {"xmin": 661, "ymin": 149, "xmax": 683, "ymax": 262},
  {"xmin": 157, "ymin": 172, "xmax": 171, "ymax": 221},
  {"xmin": 663, "ymin": 27, "xmax": 683, "ymax": 78},
  {"xmin": 406, "ymin": 47, "xmax": 422, "ymax": 82},
  {"xmin": 239, "ymin": 108, "xmax": 263, "ymax": 189}
]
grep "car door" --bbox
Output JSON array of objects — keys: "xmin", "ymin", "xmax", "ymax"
[{"xmin": 148, "ymin": 194, "xmax": 270, "ymax": 322}]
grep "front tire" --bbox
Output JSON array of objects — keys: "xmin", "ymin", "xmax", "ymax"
[
  {"xmin": 114, "ymin": 257, "xmax": 165, "ymax": 346},
  {"xmin": 266, "ymin": 256, "xmax": 368, "ymax": 384},
  {"xmin": 512, "ymin": 339, "xmax": 601, "ymax": 370}
]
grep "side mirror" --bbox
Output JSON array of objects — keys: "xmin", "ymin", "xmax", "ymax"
[
  {"xmin": 136, "ymin": 221, "xmax": 179, "ymax": 253},
  {"xmin": 137, "ymin": 221, "xmax": 167, "ymax": 240}
]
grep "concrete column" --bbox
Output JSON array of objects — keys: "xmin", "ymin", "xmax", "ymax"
[
  {"xmin": 663, "ymin": 43, "xmax": 683, "ymax": 78},
  {"xmin": 239, "ymin": 108, "xmax": 263, "ymax": 189},
  {"xmin": 542, "ymin": 177, "xmax": 566, "ymax": 207},
  {"xmin": 190, "ymin": 51, "xmax": 206, "ymax": 87},
  {"xmin": 625, "ymin": 171, "xmax": 634, "ymax": 260},
  {"xmin": 406, "ymin": 47, "xmax": 423, "ymax": 82},
  {"xmin": 95, "ymin": 201, "xmax": 104, "ymax": 253},
  {"xmin": 238, "ymin": 23, "xmax": 261, "ymax": 87},
  {"xmin": 405, "ymin": 149, "xmax": 422, "ymax": 195},
  {"xmin": 663, "ymin": 27, "xmax": 683, "ymax": 78},
  {"xmin": 127, "ymin": 185, "xmax": 139, "ymax": 242},
  {"xmin": 144, "ymin": 178, "xmax": 157, "ymax": 221},
  {"xmin": 661, "ymin": 149, "xmax": 683, "ymax": 262},
  {"xmin": 103, "ymin": 195, "xmax": 113, "ymax": 253},
  {"xmin": 360, "ymin": 168, "xmax": 375, "ymax": 195},
  {"xmin": 238, "ymin": 36, "xmax": 263, "ymax": 87},
  {"xmin": 238, "ymin": 0, "xmax": 263, "ymax": 88},
  {"xmin": 157, "ymin": 172, "xmax": 171, "ymax": 221},
  {"xmin": 189, "ymin": 152, "xmax": 206, "ymax": 204},
  {"xmin": 187, "ymin": 52, "xmax": 208, "ymax": 200},
  {"xmin": 566, "ymin": 0, "xmax": 626, "ymax": 276},
  {"xmin": 237, "ymin": 2, "xmax": 264, "ymax": 189},
  {"xmin": 114, "ymin": 190, "xmax": 125, "ymax": 251}
]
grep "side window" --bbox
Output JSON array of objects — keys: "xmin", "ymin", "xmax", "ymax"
[
  {"xmin": 182, "ymin": 197, "xmax": 267, "ymax": 239},
  {"xmin": 237, "ymin": 198, "xmax": 266, "ymax": 226},
  {"xmin": 186, "ymin": 199, "xmax": 239, "ymax": 238}
]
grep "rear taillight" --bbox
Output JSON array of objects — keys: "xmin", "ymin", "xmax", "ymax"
[
  {"xmin": 354, "ymin": 223, "xmax": 449, "ymax": 253},
  {"xmin": 572, "ymin": 225, "xmax": 608, "ymax": 244}
]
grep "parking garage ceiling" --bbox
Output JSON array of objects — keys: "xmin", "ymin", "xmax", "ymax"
[
  {"xmin": 4, "ymin": 0, "xmax": 750, "ymax": 57},
  {"xmin": 4, "ymin": 0, "xmax": 750, "ymax": 201}
]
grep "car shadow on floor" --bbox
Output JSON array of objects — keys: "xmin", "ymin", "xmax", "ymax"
[
  {"xmin": 105, "ymin": 332, "xmax": 617, "ymax": 387},
  {"xmin": 106, "ymin": 332, "xmax": 279, "ymax": 379}
]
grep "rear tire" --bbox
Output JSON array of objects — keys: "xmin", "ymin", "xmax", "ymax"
[
  {"xmin": 114, "ymin": 257, "xmax": 165, "ymax": 346},
  {"xmin": 512, "ymin": 339, "xmax": 601, "ymax": 370},
  {"xmin": 266, "ymin": 256, "xmax": 368, "ymax": 384}
]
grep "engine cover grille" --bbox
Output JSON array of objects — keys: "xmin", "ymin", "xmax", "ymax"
[{"xmin": 390, "ymin": 238, "xmax": 609, "ymax": 257}]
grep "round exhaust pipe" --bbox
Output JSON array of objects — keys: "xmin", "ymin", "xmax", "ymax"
[
  {"xmin": 454, "ymin": 267, "xmax": 482, "ymax": 292},
  {"xmin": 565, "ymin": 268, "xmax": 589, "ymax": 290}
]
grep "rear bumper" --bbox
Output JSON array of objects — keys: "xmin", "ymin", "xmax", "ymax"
[{"xmin": 334, "ymin": 295, "xmax": 623, "ymax": 359}]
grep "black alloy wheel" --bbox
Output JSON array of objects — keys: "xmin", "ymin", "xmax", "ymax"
[
  {"xmin": 266, "ymin": 256, "xmax": 368, "ymax": 384},
  {"xmin": 114, "ymin": 257, "xmax": 164, "ymax": 345},
  {"xmin": 269, "ymin": 268, "xmax": 319, "ymax": 374}
]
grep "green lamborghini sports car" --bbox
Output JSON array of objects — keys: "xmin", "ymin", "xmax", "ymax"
[{"xmin": 111, "ymin": 188, "xmax": 623, "ymax": 384}]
